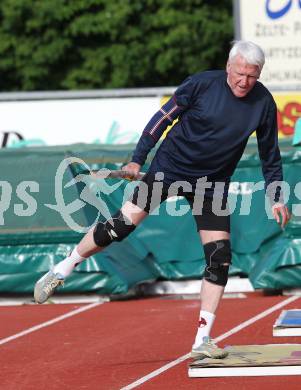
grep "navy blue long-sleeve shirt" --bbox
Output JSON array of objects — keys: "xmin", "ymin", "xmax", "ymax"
[{"xmin": 132, "ymin": 70, "xmax": 282, "ymax": 199}]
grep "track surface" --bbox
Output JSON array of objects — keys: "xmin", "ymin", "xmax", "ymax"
[{"xmin": 0, "ymin": 294, "xmax": 300, "ymax": 390}]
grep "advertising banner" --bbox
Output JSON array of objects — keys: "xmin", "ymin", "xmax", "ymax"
[
  {"xmin": 274, "ymin": 92, "xmax": 301, "ymax": 137},
  {"xmin": 1, "ymin": 91, "xmax": 300, "ymax": 145},
  {"xmin": 235, "ymin": 0, "xmax": 301, "ymax": 90}
]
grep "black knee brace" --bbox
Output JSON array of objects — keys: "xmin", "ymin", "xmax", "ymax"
[
  {"xmin": 203, "ymin": 239, "xmax": 232, "ymax": 286},
  {"xmin": 93, "ymin": 211, "xmax": 136, "ymax": 247}
]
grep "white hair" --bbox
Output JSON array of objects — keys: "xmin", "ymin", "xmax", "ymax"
[{"xmin": 228, "ymin": 40, "xmax": 265, "ymax": 70}]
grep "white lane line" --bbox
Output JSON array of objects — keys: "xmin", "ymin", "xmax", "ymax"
[
  {"xmin": 120, "ymin": 295, "xmax": 300, "ymax": 390},
  {"xmin": 214, "ymin": 295, "xmax": 299, "ymax": 343},
  {"xmin": 0, "ymin": 301, "xmax": 104, "ymax": 346}
]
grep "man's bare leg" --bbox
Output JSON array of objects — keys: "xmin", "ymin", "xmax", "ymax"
[
  {"xmin": 199, "ymin": 230, "xmax": 230, "ymax": 313},
  {"xmin": 34, "ymin": 201, "xmax": 148, "ymax": 303},
  {"xmin": 191, "ymin": 230, "xmax": 230, "ymax": 358},
  {"xmin": 76, "ymin": 201, "xmax": 148, "ymax": 258}
]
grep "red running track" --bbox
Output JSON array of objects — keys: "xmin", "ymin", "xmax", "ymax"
[{"xmin": 0, "ymin": 293, "xmax": 300, "ymax": 390}]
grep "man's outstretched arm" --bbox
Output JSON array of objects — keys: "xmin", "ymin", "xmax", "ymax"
[{"xmin": 256, "ymin": 102, "xmax": 290, "ymax": 227}]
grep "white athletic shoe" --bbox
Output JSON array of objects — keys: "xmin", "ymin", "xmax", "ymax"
[
  {"xmin": 191, "ymin": 336, "xmax": 228, "ymax": 359},
  {"xmin": 34, "ymin": 270, "xmax": 64, "ymax": 304}
]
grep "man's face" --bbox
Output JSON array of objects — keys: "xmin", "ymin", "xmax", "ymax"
[{"xmin": 226, "ymin": 55, "xmax": 261, "ymax": 98}]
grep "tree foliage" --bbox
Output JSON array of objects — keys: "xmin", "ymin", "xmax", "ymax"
[{"xmin": 0, "ymin": 0, "xmax": 233, "ymax": 91}]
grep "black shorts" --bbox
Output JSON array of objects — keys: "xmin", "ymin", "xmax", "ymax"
[{"xmin": 130, "ymin": 173, "xmax": 230, "ymax": 233}]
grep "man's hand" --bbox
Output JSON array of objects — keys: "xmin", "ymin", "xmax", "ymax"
[
  {"xmin": 272, "ymin": 203, "xmax": 291, "ymax": 228},
  {"xmin": 121, "ymin": 162, "xmax": 141, "ymax": 180}
]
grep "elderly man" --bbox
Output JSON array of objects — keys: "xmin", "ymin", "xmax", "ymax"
[{"xmin": 35, "ymin": 40, "xmax": 290, "ymax": 360}]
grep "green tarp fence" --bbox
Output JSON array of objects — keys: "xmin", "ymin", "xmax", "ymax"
[{"xmin": 0, "ymin": 139, "xmax": 300, "ymax": 294}]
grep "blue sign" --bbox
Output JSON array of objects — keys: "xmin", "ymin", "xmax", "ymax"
[{"xmin": 266, "ymin": 0, "xmax": 301, "ymax": 19}]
